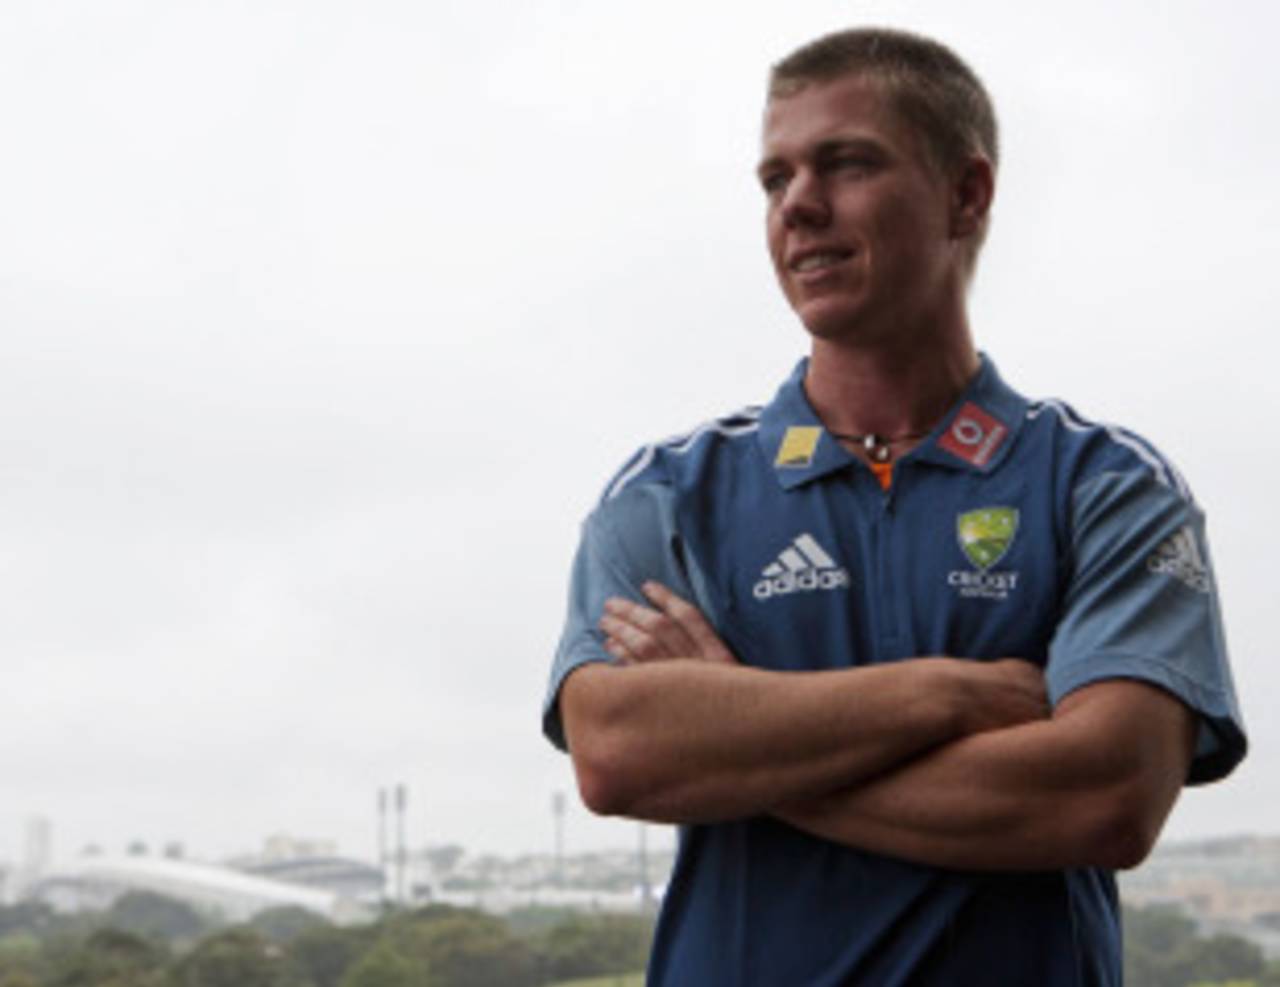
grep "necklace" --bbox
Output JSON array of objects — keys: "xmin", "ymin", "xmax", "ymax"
[{"xmin": 828, "ymin": 429, "xmax": 928, "ymax": 463}]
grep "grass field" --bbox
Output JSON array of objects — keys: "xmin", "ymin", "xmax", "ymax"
[{"xmin": 549, "ymin": 975, "xmax": 644, "ymax": 987}]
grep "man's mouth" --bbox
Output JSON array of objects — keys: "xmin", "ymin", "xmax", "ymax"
[{"xmin": 790, "ymin": 249, "xmax": 853, "ymax": 273}]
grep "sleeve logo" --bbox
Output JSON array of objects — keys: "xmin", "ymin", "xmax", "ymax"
[{"xmin": 1147, "ymin": 526, "xmax": 1212, "ymax": 593}]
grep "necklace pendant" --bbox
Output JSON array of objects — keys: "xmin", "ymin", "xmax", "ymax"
[{"xmin": 865, "ymin": 434, "xmax": 891, "ymax": 463}]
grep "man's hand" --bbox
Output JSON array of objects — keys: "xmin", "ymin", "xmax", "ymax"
[
  {"xmin": 596, "ymin": 583, "xmax": 1190, "ymax": 871},
  {"xmin": 776, "ymin": 679, "xmax": 1197, "ymax": 871},
  {"xmin": 564, "ymin": 581, "xmax": 1050, "ymax": 825},
  {"xmin": 599, "ymin": 581, "xmax": 738, "ymax": 665},
  {"xmin": 599, "ymin": 582, "xmax": 1046, "ymax": 733}
]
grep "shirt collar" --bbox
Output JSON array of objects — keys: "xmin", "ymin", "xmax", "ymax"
[{"xmin": 757, "ymin": 353, "xmax": 1028, "ymax": 491}]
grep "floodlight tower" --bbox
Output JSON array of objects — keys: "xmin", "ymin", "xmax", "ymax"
[
  {"xmin": 638, "ymin": 822, "xmax": 653, "ymax": 910},
  {"xmin": 395, "ymin": 783, "xmax": 408, "ymax": 904},
  {"xmin": 20, "ymin": 817, "xmax": 52, "ymax": 895},
  {"xmin": 377, "ymin": 788, "xmax": 389, "ymax": 904},
  {"xmin": 552, "ymin": 790, "xmax": 567, "ymax": 886}
]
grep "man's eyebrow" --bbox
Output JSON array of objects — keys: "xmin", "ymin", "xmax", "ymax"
[
  {"xmin": 815, "ymin": 137, "xmax": 888, "ymax": 158},
  {"xmin": 756, "ymin": 137, "xmax": 889, "ymax": 177},
  {"xmin": 755, "ymin": 155, "xmax": 786, "ymax": 180}
]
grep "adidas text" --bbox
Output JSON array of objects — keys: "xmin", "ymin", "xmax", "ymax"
[
  {"xmin": 754, "ymin": 568, "xmax": 850, "ymax": 599},
  {"xmin": 753, "ymin": 533, "xmax": 851, "ymax": 600}
]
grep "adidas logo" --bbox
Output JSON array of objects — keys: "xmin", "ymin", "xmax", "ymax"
[
  {"xmin": 1147, "ymin": 526, "xmax": 1211, "ymax": 594},
  {"xmin": 753, "ymin": 533, "xmax": 851, "ymax": 600}
]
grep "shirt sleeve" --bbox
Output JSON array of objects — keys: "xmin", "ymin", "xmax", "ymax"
[
  {"xmin": 542, "ymin": 483, "xmax": 700, "ymax": 752},
  {"xmin": 1046, "ymin": 469, "xmax": 1247, "ymax": 784}
]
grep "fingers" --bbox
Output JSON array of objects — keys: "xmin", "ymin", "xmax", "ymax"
[
  {"xmin": 599, "ymin": 596, "xmax": 699, "ymax": 663},
  {"xmin": 642, "ymin": 582, "xmax": 738, "ymax": 664},
  {"xmin": 597, "ymin": 583, "xmax": 739, "ymax": 665},
  {"xmin": 992, "ymin": 658, "xmax": 1050, "ymax": 714},
  {"xmin": 603, "ymin": 634, "xmax": 636, "ymax": 665}
]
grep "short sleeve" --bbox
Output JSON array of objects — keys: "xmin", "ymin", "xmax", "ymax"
[
  {"xmin": 1046, "ymin": 469, "xmax": 1247, "ymax": 784},
  {"xmin": 541, "ymin": 484, "xmax": 700, "ymax": 752}
]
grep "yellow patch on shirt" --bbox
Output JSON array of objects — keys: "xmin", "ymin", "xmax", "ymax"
[{"xmin": 775, "ymin": 426, "xmax": 822, "ymax": 468}]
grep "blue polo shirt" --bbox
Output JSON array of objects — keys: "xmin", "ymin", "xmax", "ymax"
[{"xmin": 543, "ymin": 356, "xmax": 1246, "ymax": 987}]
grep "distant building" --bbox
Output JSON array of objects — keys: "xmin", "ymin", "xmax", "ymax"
[
  {"xmin": 1122, "ymin": 835, "xmax": 1280, "ymax": 958},
  {"xmin": 224, "ymin": 834, "xmax": 382, "ymax": 903},
  {"xmin": 28, "ymin": 854, "xmax": 372, "ymax": 925},
  {"xmin": 259, "ymin": 834, "xmax": 338, "ymax": 863},
  {"xmin": 237, "ymin": 856, "xmax": 383, "ymax": 901}
]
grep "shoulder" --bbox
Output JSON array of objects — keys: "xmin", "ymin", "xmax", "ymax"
[
  {"xmin": 598, "ymin": 405, "xmax": 764, "ymax": 504},
  {"xmin": 1022, "ymin": 396, "xmax": 1194, "ymax": 505}
]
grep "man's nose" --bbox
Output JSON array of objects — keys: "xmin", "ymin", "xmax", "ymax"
[{"xmin": 781, "ymin": 171, "xmax": 830, "ymax": 229}]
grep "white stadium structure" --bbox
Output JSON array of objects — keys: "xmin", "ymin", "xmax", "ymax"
[{"xmin": 31, "ymin": 854, "xmax": 374, "ymax": 924}]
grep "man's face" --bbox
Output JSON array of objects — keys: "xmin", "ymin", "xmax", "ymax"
[{"xmin": 759, "ymin": 74, "xmax": 958, "ymax": 343}]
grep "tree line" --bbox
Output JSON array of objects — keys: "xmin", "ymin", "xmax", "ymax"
[
  {"xmin": 4, "ymin": 894, "xmax": 1278, "ymax": 986},
  {"xmin": 0, "ymin": 893, "xmax": 653, "ymax": 987},
  {"xmin": 1124, "ymin": 903, "xmax": 1279, "ymax": 987}
]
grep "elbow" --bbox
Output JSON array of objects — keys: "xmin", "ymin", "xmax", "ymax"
[
  {"xmin": 1086, "ymin": 789, "xmax": 1168, "ymax": 871},
  {"xmin": 1093, "ymin": 813, "xmax": 1157, "ymax": 871},
  {"xmin": 572, "ymin": 734, "xmax": 663, "ymax": 818},
  {"xmin": 570, "ymin": 733, "xmax": 637, "ymax": 817},
  {"xmin": 561, "ymin": 669, "xmax": 649, "ymax": 818}
]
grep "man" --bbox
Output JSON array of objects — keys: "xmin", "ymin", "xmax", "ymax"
[{"xmin": 542, "ymin": 28, "xmax": 1245, "ymax": 986}]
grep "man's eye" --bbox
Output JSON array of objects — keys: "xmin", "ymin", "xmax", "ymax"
[
  {"xmin": 832, "ymin": 156, "xmax": 872, "ymax": 175},
  {"xmin": 760, "ymin": 173, "xmax": 788, "ymax": 195}
]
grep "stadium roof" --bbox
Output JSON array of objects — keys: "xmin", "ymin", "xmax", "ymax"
[{"xmin": 33, "ymin": 854, "xmax": 363, "ymax": 923}]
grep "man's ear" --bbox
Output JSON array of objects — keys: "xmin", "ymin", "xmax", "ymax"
[{"xmin": 950, "ymin": 156, "xmax": 995, "ymax": 239}]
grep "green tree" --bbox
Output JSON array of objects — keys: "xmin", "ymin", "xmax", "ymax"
[
  {"xmin": 1126, "ymin": 904, "xmax": 1199, "ymax": 955},
  {"xmin": 47, "ymin": 927, "xmax": 169, "ymax": 987},
  {"xmin": 0, "ymin": 904, "xmax": 57, "ymax": 940},
  {"xmin": 171, "ymin": 928, "xmax": 308, "ymax": 987},
  {"xmin": 250, "ymin": 907, "xmax": 329, "ymax": 946},
  {"xmin": 381, "ymin": 907, "xmax": 537, "ymax": 987},
  {"xmin": 286, "ymin": 924, "xmax": 377, "ymax": 987},
  {"xmin": 0, "ymin": 933, "xmax": 43, "ymax": 986},
  {"xmin": 104, "ymin": 891, "xmax": 209, "ymax": 945},
  {"xmin": 1180, "ymin": 935, "xmax": 1265, "ymax": 985},
  {"xmin": 1124, "ymin": 904, "xmax": 1267, "ymax": 987},
  {"xmin": 1125, "ymin": 904, "xmax": 1200, "ymax": 987},
  {"xmin": 503, "ymin": 907, "xmax": 579, "ymax": 939},
  {"xmin": 337, "ymin": 940, "xmax": 430, "ymax": 987},
  {"xmin": 538, "ymin": 914, "xmax": 653, "ymax": 982}
]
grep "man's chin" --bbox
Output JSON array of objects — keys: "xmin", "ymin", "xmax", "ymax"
[{"xmin": 795, "ymin": 301, "xmax": 873, "ymax": 343}]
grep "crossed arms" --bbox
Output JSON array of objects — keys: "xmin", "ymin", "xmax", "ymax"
[{"xmin": 559, "ymin": 582, "xmax": 1198, "ymax": 872}]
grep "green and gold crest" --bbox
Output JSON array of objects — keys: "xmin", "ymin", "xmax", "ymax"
[{"xmin": 956, "ymin": 507, "xmax": 1019, "ymax": 571}]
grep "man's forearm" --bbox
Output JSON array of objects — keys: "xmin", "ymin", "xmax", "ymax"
[
  {"xmin": 776, "ymin": 679, "xmax": 1197, "ymax": 871},
  {"xmin": 560, "ymin": 657, "xmax": 1042, "ymax": 824}
]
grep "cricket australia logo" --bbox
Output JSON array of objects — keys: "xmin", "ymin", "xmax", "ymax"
[
  {"xmin": 1147, "ymin": 526, "xmax": 1211, "ymax": 593},
  {"xmin": 753, "ymin": 533, "xmax": 851, "ymax": 600},
  {"xmin": 948, "ymin": 507, "xmax": 1021, "ymax": 600}
]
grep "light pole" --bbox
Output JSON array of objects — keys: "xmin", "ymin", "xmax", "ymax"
[{"xmin": 552, "ymin": 790, "xmax": 566, "ymax": 886}]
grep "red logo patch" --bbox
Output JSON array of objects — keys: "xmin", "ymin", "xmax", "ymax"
[{"xmin": 938, "ymin": 402, "xmax": 1008, "ymax": 467}]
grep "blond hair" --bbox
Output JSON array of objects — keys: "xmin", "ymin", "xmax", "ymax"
[{"xmin": 769, "ymin": 27, "xmax": 999, "ymax": 175}]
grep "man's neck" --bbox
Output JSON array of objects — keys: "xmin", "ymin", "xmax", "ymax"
[{"xmin": 804, "ymin": 330, "xmax": 980, "ymax": 445}]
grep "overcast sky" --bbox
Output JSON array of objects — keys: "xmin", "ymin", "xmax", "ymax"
[{"xmin": 2, "ymin": 0, "xmax": 1277, "ymax": 868}]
